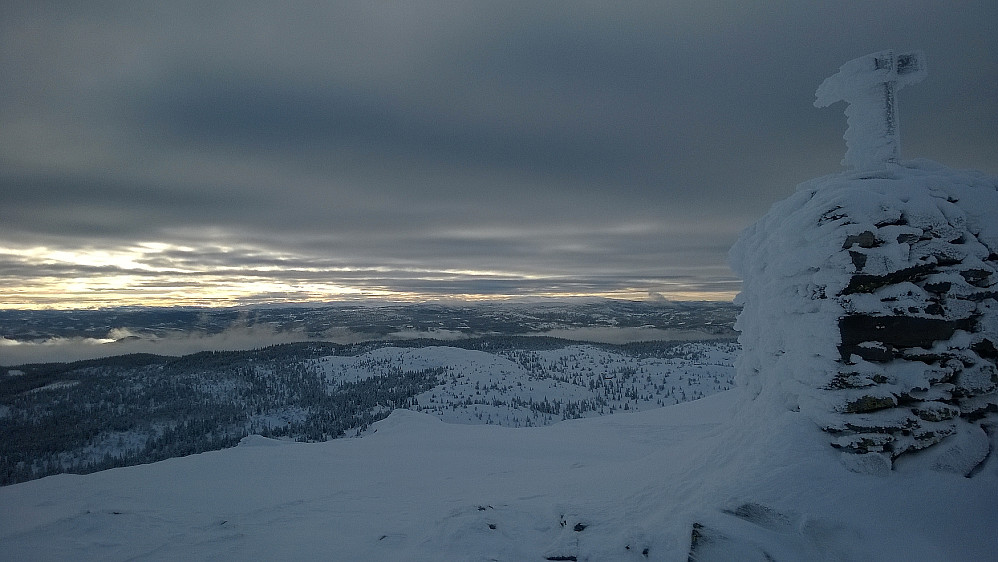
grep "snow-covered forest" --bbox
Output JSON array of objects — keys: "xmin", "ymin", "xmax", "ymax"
[{"xmin": 0, "ymin": 338, "xmax": 737, "ymax": 486}]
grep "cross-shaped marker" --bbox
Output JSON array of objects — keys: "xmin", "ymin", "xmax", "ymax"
[{"xmin": 815, "ymin": 50, "xmax": 927, "ymax": 170}]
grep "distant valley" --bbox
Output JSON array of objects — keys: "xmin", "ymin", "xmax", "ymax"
[{"xmin": 0, "ymin": 300, "xmax": 738, "ymax": 486}]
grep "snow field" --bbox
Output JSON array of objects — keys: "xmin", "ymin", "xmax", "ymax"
[{"xmin": 2, "ymin": 388, "xmax": 995, "ymax": 560}]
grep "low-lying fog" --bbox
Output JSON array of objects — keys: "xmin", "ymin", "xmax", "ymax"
[{"xmin": 1, "ymin": 325, "xmax": 731, "ymax": 366}]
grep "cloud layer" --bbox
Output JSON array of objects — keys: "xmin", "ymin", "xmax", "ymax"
[{"xmin": 2, "ymin": 2, "xmax": 996, "ymax": 306}]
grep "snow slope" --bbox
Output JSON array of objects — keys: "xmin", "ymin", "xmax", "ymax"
[
  {"xmin": 0, "ymin": 340, "xmax": 738, "ymax": 486},
  {"xmin": 2, "ymin": 387, "xmax": 995, "ymax": 561}
]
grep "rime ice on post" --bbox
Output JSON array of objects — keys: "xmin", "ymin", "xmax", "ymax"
[{"xmin": 815, "ymin": 50, "xmax": 926, "ymax": 170}]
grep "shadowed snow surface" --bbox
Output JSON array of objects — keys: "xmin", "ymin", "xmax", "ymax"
[{"xmin": 2, "ymin": 388, "xmax": 995, "ymax": 561}]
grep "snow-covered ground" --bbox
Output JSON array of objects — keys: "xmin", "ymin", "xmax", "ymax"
[
  {"xmin": 311, "ymin": 342, "xmax": 736, "ymax": 428},
  {"xmin": 2, "ymin": 386, "xmax": 995, "ymax": 561}
]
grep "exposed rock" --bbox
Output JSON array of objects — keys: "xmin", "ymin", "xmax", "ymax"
[
  {"xmin": 843, "ymin": 230, "xmax": 879, "ymax": 249},
  {"xmin": 911, "ymin": 402, "xmax": 961, "ymax": 422},
  {"xmin": 841, "ymin": 263, "xmax": 935, "ymax": 295},
  {"xmin": 972, "ymin": 339, "xmax": 998, "ymax": 360},
  {"xmin": 838, "ymin": 314, "xmax": 977, "ymax": 362},
  {"xmin": 731, "ymin": 160, "xmax": 998, "ymax": 473},
  {"xmin": 843, "ymin": 394, "xmax": 897, "ymax": 413}
]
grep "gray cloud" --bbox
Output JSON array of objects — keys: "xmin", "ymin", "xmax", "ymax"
[{"xmin": 1, "ymin": 1, "xmax": 995, "ymax": 306}]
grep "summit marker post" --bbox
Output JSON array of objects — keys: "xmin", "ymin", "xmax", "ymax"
[{"xmin": 815, "ymin": 50, "xmax": 926, "ymax": 170}]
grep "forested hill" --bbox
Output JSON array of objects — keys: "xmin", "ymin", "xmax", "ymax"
[{"xmin": 1, "ymin": 337, "xmax": 737, "ymax": 485}]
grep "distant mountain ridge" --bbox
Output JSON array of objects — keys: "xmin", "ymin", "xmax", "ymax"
[{"xmin": 1, "ymin": 299, "xmax": 738, "ymax": 346}]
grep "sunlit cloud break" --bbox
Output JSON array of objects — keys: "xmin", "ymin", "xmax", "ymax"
[{"xmin": 0, "ymin": 242, "xmax": 738, "ymax": 309}]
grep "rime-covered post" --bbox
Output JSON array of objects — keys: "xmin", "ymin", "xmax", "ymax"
[{"xmin": 815, "ymin": 50, "xmax": 926, "ymax": 170}]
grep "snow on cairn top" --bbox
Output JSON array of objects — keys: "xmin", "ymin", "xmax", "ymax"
[{"xmin": 815, "ymin": 50, "xmax": 926, "ymax": 171}]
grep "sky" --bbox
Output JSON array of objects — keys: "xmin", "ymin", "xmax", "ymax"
[{"xmin": 1, "ymin": 2, "xmax": 996, "ymax": 309}]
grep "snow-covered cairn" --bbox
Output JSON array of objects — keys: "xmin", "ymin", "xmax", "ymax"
[{"xmin": 730, "ymin": 50, "xmax": 998, "ymax": 473}]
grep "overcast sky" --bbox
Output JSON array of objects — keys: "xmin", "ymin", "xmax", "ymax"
[{"xmin": 2, "ymin": 2, "xmax": 996, "ymax": 308}]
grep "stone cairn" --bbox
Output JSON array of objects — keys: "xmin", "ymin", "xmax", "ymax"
[
  {"xmin": 731, "ymin": 51, "xmax": 998, "ymax": 473},
  {"xmin": 826, "ymin": 167, "xmax": 998, "ymax": 471}
]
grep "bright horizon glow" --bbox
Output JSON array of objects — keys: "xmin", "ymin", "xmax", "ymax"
[
  {"xmin": 0, "ymin": 284, "xmax": 738, "ymax": 310},
  {"xmin": 0, "ymin": 243, "xmax": 738, "ymax": 310}
]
